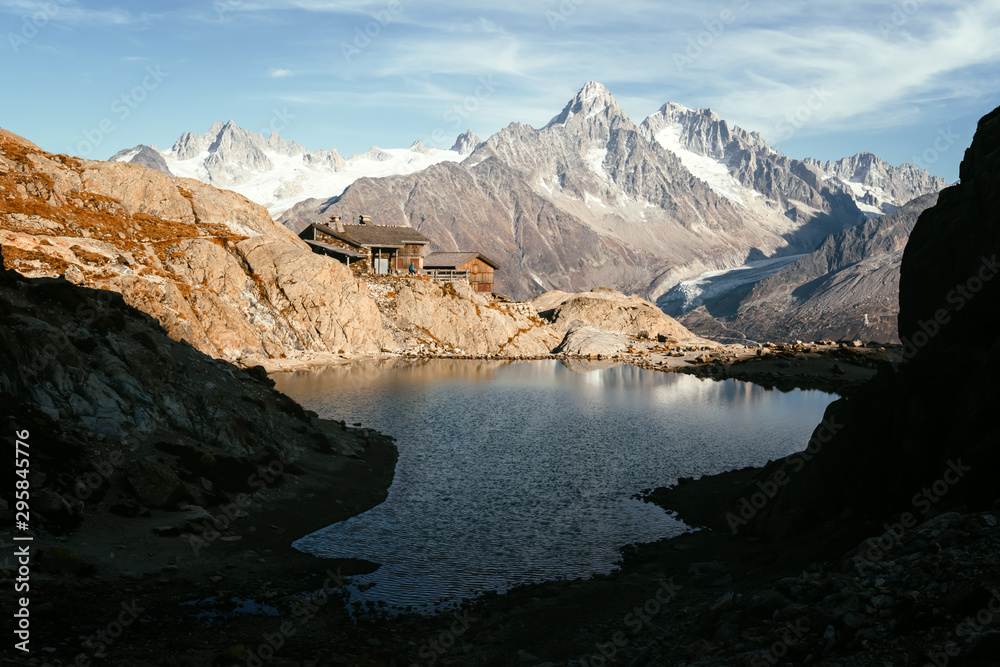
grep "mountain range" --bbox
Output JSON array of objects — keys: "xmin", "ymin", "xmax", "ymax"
[
  {"xmin": 110, "ymin": 122, "xmax": 483, "ymax": 217},
  {"xmin": 109, "ymin": 82, "xmax": 948, "ymax": 340}
]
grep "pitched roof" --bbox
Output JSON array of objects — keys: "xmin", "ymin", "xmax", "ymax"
[
  {"xmin": 424, "ymin": 252, "xmax": 500, "ymax": 270},
  {"xmin": 304, "ymin": 239, "xmax": 367, "ymax": 259},
  {"xmin": 310, "ymin": 223, "xmax": 431, "ymax": 248}
]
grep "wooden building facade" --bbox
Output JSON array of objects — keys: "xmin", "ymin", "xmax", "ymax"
[
  {"xmin": 423, "ymin": 252, "xmax": 499, "ymax": 293},
  {"xmin": 299, "ymin": 217, "xmax": 431, "ymax": 275}
]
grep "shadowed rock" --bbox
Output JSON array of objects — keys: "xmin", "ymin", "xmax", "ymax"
[{"xmin": 738, "ymin": 105, "xmax": 1000, "ymax": 538}]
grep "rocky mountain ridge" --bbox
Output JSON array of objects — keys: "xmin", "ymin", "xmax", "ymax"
[
  {"xmin": 642, "ymin": 104, "xmax": 945, "ymax": 220},
  {"xmin": 278, "ymin": 82, "xmax": 946, "ymax": 302},
  {"xmin": 673, "ymin": 192, "xmax": 941, "ymax": 343}
]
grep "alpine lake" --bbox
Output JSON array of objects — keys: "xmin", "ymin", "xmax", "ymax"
[{"xmin": 271, "ymin": 359, "xmax": 835, "ymax": 614}]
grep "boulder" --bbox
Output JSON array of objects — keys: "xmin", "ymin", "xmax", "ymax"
[
  {"xmin": 554, "ymin": 326, "xmax": 629, "ymax": 356},
  {"xmin": 389, "ymin": 279, "xmax": 562, "ymax": 356},
  {"xmin": 125, "ymin": 457, "xmax": 185, "ymax": 508},
  {"xmin": 531, "ymin": 287, "xmax": 696, "ymax": 340}
]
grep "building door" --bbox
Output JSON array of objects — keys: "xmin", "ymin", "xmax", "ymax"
[{"xmin": 376, "ymin": 258, "xmax": 389, "ymax": 275}]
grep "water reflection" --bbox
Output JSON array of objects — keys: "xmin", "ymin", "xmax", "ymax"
[{"xmin": 273, "ymin": 360, "xmax": 835, "ymax": 613}]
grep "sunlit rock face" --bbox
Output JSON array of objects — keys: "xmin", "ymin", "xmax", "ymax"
[
  {"xmin": 1, "ymin": 128, "xmax": 391, "ymax": 365},
  {"xmin": 2, "ymin": 127, "xmax": 564, "ymax": 363}
]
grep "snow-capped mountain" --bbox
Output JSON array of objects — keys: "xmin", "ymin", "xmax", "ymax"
[
  {"xmin": 111, "ymin": 81, "xmax": 947, "ymax": 307},
  {"xmin": 108, "ymin": 144, "xmax": 174, "ymax": 177},
  {"xmin": 805, "ymin": 153, "xmax": 944, "ymax": 216},
  {"xmin": 278, "ymin": 81, "xmax": 946, "ymax": 301},
  {"xmin": 110, "ymin": 121, "xmax": 471, "ymax": 216},
  {"xmin": 639, "ymin": 103, "xmax": 944, "ymax": 221}
]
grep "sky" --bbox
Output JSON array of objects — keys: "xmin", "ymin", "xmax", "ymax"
[{"xmin": 2, "ymin": 0, "xmax": 999, "ymax": 182}]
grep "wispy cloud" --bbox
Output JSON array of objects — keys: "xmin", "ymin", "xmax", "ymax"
[
  {"xmin": 697, "ymin": 1, "xmax": 1000, "ymax": 141},
  {"xmin": 0, "ymin": 0, "xmax": 133, "ymax": 25},
  {"xmin": 193, "ymin": 0, "xmax": 1000, "ymax": 137},
  {"xmin": 5, "ymin": 0, "xmax": 995, "ymax": 180}
]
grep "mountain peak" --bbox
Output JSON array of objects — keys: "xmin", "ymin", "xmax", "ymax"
[
  {"xmin": 208, "ymin": 120, "xmax": 264, "ymax": 155},
  {"xmin": 578, "ymin": 80, "xmax": 614, "ymax": 101},
  {"xmin": 171, "ymin": 120, "xmax": 253, "ymax": 158},
  {"xmin": 216, "ymin": 119, "xmax": 255, "ymax": 139},
  {"xmin": 652, "ymin": 102, "xmax": 722, "ymax": 124},
  {"xmin": 108, "ymin": 144, "xmax": 175, "ymax": 177},
  {"xmin": 545, "ymin": 81, "xmax": 626, "ymax": 129},
  {"xmin": 658, "ymin": 101, "xmax": 691, "ymax": 114},
  {"xmin": 451, "ymin": 129, "xmax": 483, "ymax": 155}
]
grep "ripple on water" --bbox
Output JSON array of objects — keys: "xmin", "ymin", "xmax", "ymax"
[{"xmin": 274, "ymin": 359, "xmax": 835, "ymax": 613}]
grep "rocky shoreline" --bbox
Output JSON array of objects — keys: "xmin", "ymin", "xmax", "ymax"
[
  {"xmin": 1, "ymin": 344, "xmax": 885, "ymax": 667},
  {"xmin": 6, "ymin": 440, "xmax": 997, "ymax": 667},
  {"xmin": 278, "ymin": 337, "xmax": 891, "ymax": 396}
]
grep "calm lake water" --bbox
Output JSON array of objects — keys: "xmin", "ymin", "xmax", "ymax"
[{"xmin": 272, "ymin": 359, "xmax": 835, "ymax": 613}]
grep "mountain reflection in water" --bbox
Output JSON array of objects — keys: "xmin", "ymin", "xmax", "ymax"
[{"xmin": 272, "ymin": 359, "xmax": 835, "ymax": 613}]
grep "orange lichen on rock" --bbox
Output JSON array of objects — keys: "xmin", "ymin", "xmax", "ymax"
[
  {"xmin": 1, "ymin": 244, "xmax": 71, "ymax": 275},
  {"xmin": 0, "ymin": 134, "xmax": 243, "ymax": 264}
]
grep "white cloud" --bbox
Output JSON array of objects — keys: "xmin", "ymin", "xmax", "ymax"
[{"xmin": 269, "ymin": 68, "xmax": 294, "ymax": 78}]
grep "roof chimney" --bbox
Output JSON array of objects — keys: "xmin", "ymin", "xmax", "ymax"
[
  {"xmin": 329, "ymin": 214, "xmax": 343, "ymax": 232},
  {"xmin": 358, "ymin": 214, "xmax": 372, "ymax": 225}
]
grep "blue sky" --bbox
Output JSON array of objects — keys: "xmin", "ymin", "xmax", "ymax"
[{"xmin": 2, "ymin": 0, "xmax": 999, "ymax": 181}]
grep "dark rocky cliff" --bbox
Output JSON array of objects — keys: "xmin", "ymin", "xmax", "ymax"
[
  {"xmin": 0, "ymin": 245, "xmax": 394, "ymax": 528},
  {"xmin": 742, "ymin": 106, "xmax": 1000, "ymax": 538}
]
